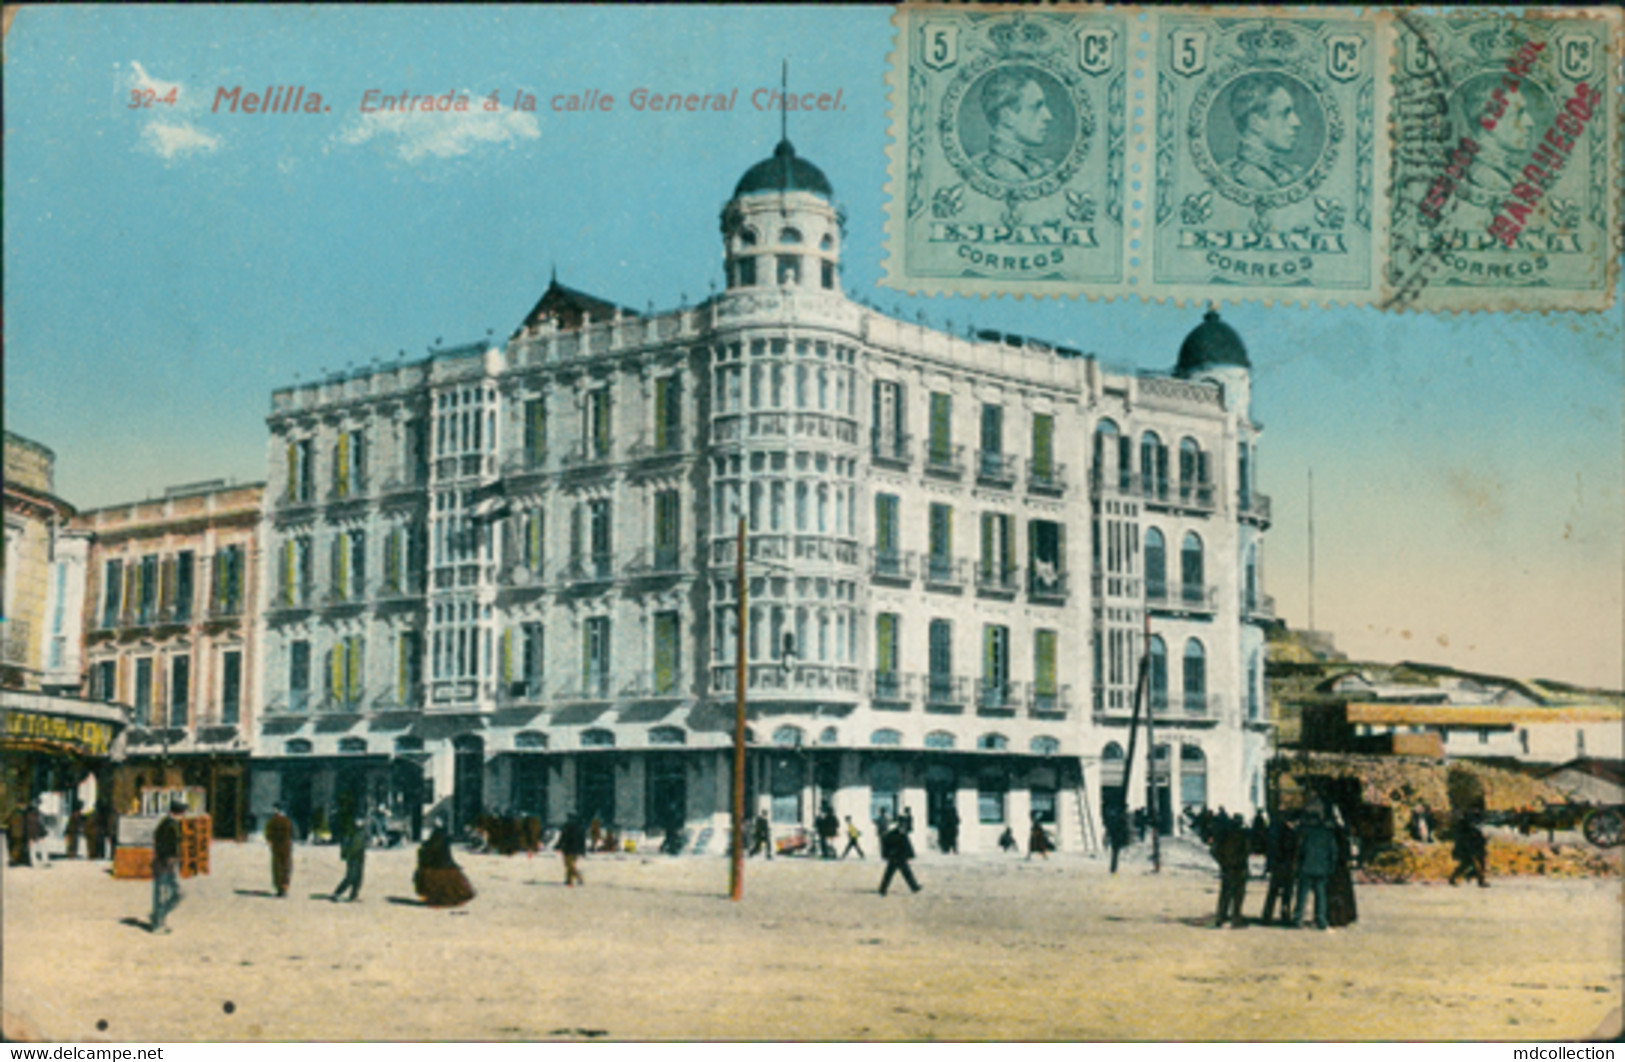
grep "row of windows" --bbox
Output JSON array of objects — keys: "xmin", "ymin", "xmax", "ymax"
[
  {"xmin": 714, "ymin": 358, "xmax": 857, "ymax": 417},
  {"xmin": 99, "ymin": 547, "xmax": 247, "ymax": 628},
  {"xmin": 88, "ymin": 649, "xmax": 243, "ymax": 727},
  {"xmin": 875, "ymin": 616, "xmax": 1061, "ymax": 708}
]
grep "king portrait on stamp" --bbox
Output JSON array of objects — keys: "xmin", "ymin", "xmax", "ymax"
[
  {"xmin": 1221, "ymin": 72, "xmax": 1306, "ymax": 191},
  {"xmin": 973, "ymin": 66, "xmax": 1063, "ymax": 184}
]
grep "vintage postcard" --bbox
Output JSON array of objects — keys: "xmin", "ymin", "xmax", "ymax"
[{"xmin": 3, "ymin": 4, "xmax": 1622, "ymax": 1049}]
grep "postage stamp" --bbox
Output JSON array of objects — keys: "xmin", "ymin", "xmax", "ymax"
[
  {"xmin": 884, "ymin": 7, "xmax": 1129, "ymax": 296},
  {"xmin": 886, "ymin": 4, "xmax": 1621, "ymax": 310},
  {"xmin": 1384, "ymin": 9, "xmax": 1621, "ymax": 313},
  {"xmin": 1151, "ymin": 9, "xmax": 1382, "ymax": 301}
]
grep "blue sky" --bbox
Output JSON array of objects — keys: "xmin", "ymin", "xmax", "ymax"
[{"xmin": 5, "ymin": 6, "xmax": 1620, "ymax": 687}]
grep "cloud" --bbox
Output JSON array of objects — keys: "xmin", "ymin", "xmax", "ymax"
[
  {"xmin": 127, "ymin": 61, "xmax": 221, "ymax": 161},
  {"xmin": 142, "ymin": 121, "xmax": 222, "ymax": 160},
  {"xmin": 336, "ymin": 95, "xmax": 540, "ymax": 163}
]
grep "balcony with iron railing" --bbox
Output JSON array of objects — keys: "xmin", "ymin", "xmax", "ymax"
[
  {"xmin": 977, "ymin": 679, "xmax": 1022, "ymax": 717},
  {"xmin": 204, "ymin": 598, "xmax": 245, "ymax": 622},
  {"xmin": 1240, "ymin": 492, "xmax": 1272, "ymax": 528},
  {"xmin": 1028, "ymin": 566, "xmax": 1068, "ymax": 604},
  {"xmin": 626, "ymin": 546, "xmax": 686, "ymax": 579},
  {"xmin": 1244, "ymin": 591, "xmax": 1277, "ymax": 622},
  {"xmin": 628, "ymin": 431, "xmax": 687, "ymax": 462},
  {"xmin": 1145, "ymin": 582, "xmax": 1217, "ymax": 615},
  {"xmin": 501, "ymin": 450, "xmax": 549, "ymax": 478},
  {"xmin": 559, "ymin": 553, "xmax": 616, "ymax": 589},
  {"xmin": 560, "ymin": 443, "xmax": 615, "ymax": 473},
  {"xmin": 923, "ymin": 555, "xmax": 968, "ymax": 592},
  {"xmin": 709, "ymin": 663, "xmax": 862, "ymax": 697},
  {"xmin": 871, "ymin": 430, "xmax": 912, "ymax": 470},
  {"xmin": 496, "ymin": 679, "xmax": 548, "ymax": 707},
  {"xmin": 924, "ymin": 674, "xmax": 968, "ymax": 713},
  {"xmin": 328, "ymin": 478, "xmax": 370, "ymax": 506},
  {"xmin": 870, "ymin": 548, "xmax": 915, "ymax": 586},
  {"xmin": 923, "ymin": 441, "xmax": 965, "ymax": 479},
  {"xmin": 1029, "ymin": 684, "xmax": 1071, "ymax": 720},
  {"xmin": 976, "ymin": 450, "xmax": 1018, "ymax": 489},
  {"xmin": 267, "ymin": 585, "xmax": 316, "ymax": 616},
  {"xmin": 495, "ymin": 564, "xmax": 546, "ymax": 591},
  {"xmin": 323, "ymin": 581, "xmax": 367, "ymax": 609},
  {"xmin": 1181, "ymin": 692, "xmax": 1223, "ymax": 720},
  {"xmin": 1026, "ymin": 459, "xmax": 1066, "ymax": 496},
  {"xmin": 975, "ymin": 562, "xmax": 1020, "ymax": 598},
  {"xmin": 870, "ymin": 670, "xmax": 915, "ymax": 709}
]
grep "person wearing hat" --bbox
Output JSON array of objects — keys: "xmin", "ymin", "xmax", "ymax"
[{"xmin": 149, "ymin": 799, "xmax": 186, "ymax": 933}]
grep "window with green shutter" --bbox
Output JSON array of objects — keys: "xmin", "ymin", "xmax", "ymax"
[
  {"xmin": 1035, "ymin": 629, "xmax": 1057, "ymax": 707},
  {"xmin": 929, "ymin": 392, "xmax": 952, "ymax": 461},
  {"xmin": 1032, "ymin": 413, "xmax": 1054, "ymax": 481},
  {"xmin": 654, "ymin": 611, "xmax": 679, "ymax": 694},
  {"xmin": 524, "ymin": 398, "xmax": 547, "ymax": 467}
]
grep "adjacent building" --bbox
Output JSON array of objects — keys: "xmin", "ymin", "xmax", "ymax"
[
  {"xmin": 250, "ymin": 140, "xmax": 1273, "ymax": 849},
  {"xmin": 76, "ymin": 481, "xmax": 263, "ymax": 838},
  {"xmin": 2, "ymin": 432, "xmax": 125, "ymax": 836}
]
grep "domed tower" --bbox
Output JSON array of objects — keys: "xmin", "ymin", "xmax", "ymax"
[
  {"xmin": 720, "ymin": 138, "xmax": 843, "ymax": 294},
  {"xmin": 1174, "ymin": 309, "xmax": 1251, "ymax": 419}
]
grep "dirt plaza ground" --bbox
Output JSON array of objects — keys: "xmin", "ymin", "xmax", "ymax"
[{"xmin": 3, "ymin": 838, "xmax": 1620, "ymax": 1042}]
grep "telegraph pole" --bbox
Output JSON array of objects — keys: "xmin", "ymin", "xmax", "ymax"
[
  {"xmin": 730, "ymin": 514, "xmax": 748, "ymax": 901},
  {"xmin": 1143, "ymin": 609, "xmax": 1160, "ymax": 873}
]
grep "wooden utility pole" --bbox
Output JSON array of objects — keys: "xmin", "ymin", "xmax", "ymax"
[
  {"xmin": 730, "ymin": 515, "xmax": 748, "ymax": 901},
  {"xmin": 1143, "ymin": 609, "xmax": 1160, "ymax": 873}
]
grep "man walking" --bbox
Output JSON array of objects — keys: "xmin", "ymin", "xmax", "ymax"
[
  {"xmin": 331, "ymin": 818, "xmax": 367, "ymax": 901},
  {"xmin": 265, "ymin": 804, "xmax": 294, "ymax": 897},
  {"xmin": 749, "ymin": 811, "xmax": 773, "ymax": 860},
  {"xmin": 149, "ymin": 799, "xmax": 185, "ymax": 933},
  {"xmin": 878, "ymin": 823, "xmax": 921, "ymax": 896},
  {"xmin": 559, "ymin": 813, "xmax": 587, "ymax": 887},
  {"xmin": 1291, "ymin": 807, "xmax": 1338, "ymax": 931},
  {"xmin": 841, "ymin": 816, "xmax": 865, "ymax": 859}
]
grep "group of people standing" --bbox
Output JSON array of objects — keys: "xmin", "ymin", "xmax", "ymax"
[
  {"xmin": 1211, "ymin": 805, "xmax": 1357, "ymax": 931},
  {"xmin": 6, "ymin": 799, "xmax": 111, "ymax": 867}
]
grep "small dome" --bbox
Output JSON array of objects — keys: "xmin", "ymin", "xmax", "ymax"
[
  {"xmin": 733, "ymin": 138, "xmax": 833, "ymax": 199},
  {"xmin": 1175, "ymin": 309, "xmax": 1249, "ymax": 377}
]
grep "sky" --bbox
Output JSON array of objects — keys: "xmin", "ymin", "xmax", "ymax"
[{"xmin": 5, "ymin": 6, "xmax": 1621, "ymax": 689}]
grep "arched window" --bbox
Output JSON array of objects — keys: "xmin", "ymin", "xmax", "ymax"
[
  {"xmin": 1101, "ymin": 741, "xmax": 1126, "ymax": 787},
  {"xmin": 648, "ymin": 726, "xmax": 685, "ymax": 746},
  {"xmin": 772, "ymin": 725, "xmax": 803, "ymax": 748},
  {"xmin": 1181, "ymin": 532, "xmax": 1205, "ymax": 604},
  {"xmin": 285, "ymin": 739, "xmax": 312, "ymax": 755},
  {"xmin": 977, "ymin": 732, "xmax": 1009, "ymax": 751},
  {"xmin": 740, "ymin": 228, "xmax": 759, "ymax": 248},
  {"xmin": 818, "ymin": 726, "xmax": 838, "ymax": 745},
  {"xmin": 515, "ymin": 731, "xmax": 548, "ymax": 750},
  {"xmin": 1144, "ymin": 527, "xmax": 1167, "ymax": 601},
  {"xmin": 870, "ymin": 728, "xmax": 902, "ymax": 747},
  {"xmin": 924, "ymin": 731, "xmax": 956, "ymax": 750},
  {"xmin": 819, "ymin": 233, "xmax": 833, "ymax": 251},
  {"xmin": 1030, "ymin": 735, "xmax": 1060, "ymax": 756},
  {"xmin": 337, "ymin": 737, "xmax": 368, "ymax": 754},
  {"xmin": 1140, "ymin": 431, "xmax": 1168, "ymax": 498},
  {"xmin": 1180, "ymin": 745, "xmax": 1208, "ymax": 811},
  {"xmin": 1149, "ymin": 635, "xmax": 1168, "ymax": 713},
  {"xmin": 1179, "ymin": 438, "xmax": 1205, "ymax": 502},
  {"xmin": 779, "ymin": 227, "xmax": 803, "ymax": 245},
  {"xmin": 580, "ymin": 728, "xmax": 614, "ymax": 748},
  {"xmin": 1183, "ymin": 638, "xmax": 1207, "ymax": 713}
]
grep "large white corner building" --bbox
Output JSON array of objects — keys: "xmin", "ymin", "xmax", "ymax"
[{"xmin": 251, "ymin": 139, "xmax": 1274, "ymax": 850}]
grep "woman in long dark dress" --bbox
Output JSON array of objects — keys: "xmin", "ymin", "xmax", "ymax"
[
  {"xmin": 414, "ymin": 825, "xmax": 475, "ymax": 907},
  {"xmin": 1326, "ymin": 810, "xmax": 1358, "ymax": 927}
]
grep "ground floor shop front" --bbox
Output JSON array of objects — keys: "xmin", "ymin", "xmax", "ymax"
[
  {"xmin": 0, "ymin": 691, "xmax": 125, "ymax": 860},
  {"xmin": 249, "ymin": 742, "xmax": 1104, "ymax": 854}
]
